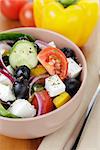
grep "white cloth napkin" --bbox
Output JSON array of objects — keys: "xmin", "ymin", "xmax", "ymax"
[
  {"xmin": 38, "ymin": 112, "xmax": 85, "ymax": 150},
  {"xmin": 77, "ymin": 93, "xmax": 100, "ymax": 150}
]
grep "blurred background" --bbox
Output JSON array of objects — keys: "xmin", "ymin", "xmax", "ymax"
[{"xmin": 0, "ymin": 0, "xmax": 34, "ymax": 31}]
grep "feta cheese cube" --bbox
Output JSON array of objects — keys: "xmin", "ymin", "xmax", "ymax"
[
  {"xmin": 0, "ymin": 74, "xmax": 12, "ymax": 87},
  {"xmin": 0, "ymin": 83, "xmax": 15, "ymax": 102},
  {"xmin": 67, "ymin": 58, "xmax": 82, "ymax": 78},
  {"xmin": 45, "ymin": 75, "xmax": 65, "ymax": 97},
  {"xmin": 48, "ymin": 41, "xmax": 56, "ymax": 48},
  {"xmin": 8, "ymin": 99, "xmax": 36, "ymax": 118}
]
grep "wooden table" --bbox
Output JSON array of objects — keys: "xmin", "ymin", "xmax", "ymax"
[
  {"xmin": 0, "ymin": 12, "xmax": 100, "ymax": 150},
  {"xmin": 0, "ymin": 12, "xmax": 42, "ymax": 150}
]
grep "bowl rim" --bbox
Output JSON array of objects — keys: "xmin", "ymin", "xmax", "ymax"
[{"xmin": 0, "ymin": 27, "xmax": 87, "ymax": 122}]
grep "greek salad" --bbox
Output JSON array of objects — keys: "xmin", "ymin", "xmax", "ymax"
[{"xmin": 0, "ymin": 32, "xmax": 82, "ymax": 118}]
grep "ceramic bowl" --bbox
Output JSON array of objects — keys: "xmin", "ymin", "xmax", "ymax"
[{"xmin": 0, "ymin": 28, "xmax": 87, "ymax": 139}]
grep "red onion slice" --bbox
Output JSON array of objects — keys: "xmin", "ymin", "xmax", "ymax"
[
  {"xmin": 35, "ymin": 40, "xmax": 48, "ymax": 49},
  {"xmin": 0, "ymin": 69, "xmax": 15, "ymax": 83},
  {"xmin": 34, "ymin": 92, "xmax": 43, "ymax": 116},
  {"xmin": 29, "ymin": 74, "xmax": 49, "ymax": 97}
]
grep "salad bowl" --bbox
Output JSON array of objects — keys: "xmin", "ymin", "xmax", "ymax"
[{"xmin": 0, "ymin": 28, "xmax": 87, "ymax": 139}]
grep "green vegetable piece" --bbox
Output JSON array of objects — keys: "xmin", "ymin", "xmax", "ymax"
[
  {"xmin": 58, "ymin": 0, "xmax": 77, "ymax": 7},
  {"xmin": 9, "ymin": 40, "xmax": 38, "ymax": 69},
  {"xmin": 33, "ymin": 83, "xmax": 44, "ymax": 92},
  {"xmin": 0, "ymin": 32, "xmax": 35, "ymax": 42},
  {"xmin": 0, "ymin": 103, "xmax": 19, "ymax": 118}
]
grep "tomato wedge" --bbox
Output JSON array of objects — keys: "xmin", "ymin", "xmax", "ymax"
[
  {"xmin": 37, "ymin": 47, "xmax": 68, "ymax": 80},
  {"xmin": 32, "ymin": 90, "xmax": 54, "ymax": 114}
]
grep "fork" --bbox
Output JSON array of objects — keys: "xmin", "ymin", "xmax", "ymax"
[{"xmin": 71, "ymin": 70, "xmax": 100, "ymax": 150}]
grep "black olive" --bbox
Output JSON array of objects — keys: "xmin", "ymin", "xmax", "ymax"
[
  {"xmin": 64, "ymin": 78, "xmax": 81, "ymax": 96},
  {"xmin": 17, "ymin": 36, "xmax": 29, "ymax": 41},
  {"xmin": 2, "ymin": 56, "xmax": 10, "ymax": 66},
  {"xmin": 14, "ymin": 65, "xmax": 30, "ymax": 80},
  {"xmin": 61, "ymin": 47, "xmax": 76, "ymax": 57},
  {"xmin": 0, "ymin": 100, "xmax": 12, "ymax": 109},
  {"xmin": 61, "ymin": 47, "xmax": 79, "ymax": 63},
  {"xmin": 13, "ymin": 78, "xmax": 29, "ymax": 99},
  {"xmin": 34, "ymin": 43, "xmax": 41, "ymax": 53},
  {"xmin": 6, "ymin": 40, "xmax": 15, "ymax": 47}
]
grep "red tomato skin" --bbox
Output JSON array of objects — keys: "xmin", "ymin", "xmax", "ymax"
[
  {"xmin": 32, "ymin": 96, "xmax": 38, "ymax": 109},
  {"xmin": 19, "ymin": 2, "xmax": 35, "ymax": 27},
  {"xmin": 1, "ymin": 0, "xmax": 28, "ymax": 20},
  {"xmin": 32, "ymin": 90, "xmax": 54, "ymax": 114},
  {"xmin": 39, "ymin": 90, "xmax": 54, "ymax": 114}
]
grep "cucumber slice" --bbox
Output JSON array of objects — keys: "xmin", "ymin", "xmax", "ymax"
[
  {"xmin": 9, "ymin": 40, "xmax": 38, "ymax": 69},
  {"xmin": 0, "ymin": 32, "xmax": 35, "ymax": 42}
]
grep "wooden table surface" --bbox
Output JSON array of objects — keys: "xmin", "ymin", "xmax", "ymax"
[
  {"xmin": 0, "ymin": 12, "xmax": 42, "ymax": 150},
  {"xmin": 0, "ymin": 12, "xmax": 100, "ymax": 150}
]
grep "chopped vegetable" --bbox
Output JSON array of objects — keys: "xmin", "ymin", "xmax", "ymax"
[
  {"xmin": 34, "ymin": 90, "xmax": 53, "ymax": 115},
  {"xmin": 31, "ymin": 65, "xmax": 47, "ymax": 76},
  {"xmin": 32, "ymin": 83, "xmax": 44, "ymax": 92},
  {"xmin": 9, "ymin": 40, "xmax": 38, "ymax": 69},
  {"xmin": 53, "ymin": 92, "xmax": 71, "ymax": 108},
  {"xmin": 0, "ymin": 69, "xmax": 15, "ymax": 83},
  {"xmin": 37, "ymin": 47, "xmax": 68, "ymax": 80},
  {"xmin": 0, "ymin": 32, "xmax": 35, "ymax": 42},
  {"xmin": 0, "ymin": 103, "xmax": 19, "ymax": 118},
  {"xmin": 34, "ymin": 92, "xmax": 43, "ymax": 115},
  {"xmin": 29, "ymin": 74, "xmax": 49, "ymax": 97},
  {"xmin": 39, "ymin": 90, "xmax": 54, "ymax": 114}
]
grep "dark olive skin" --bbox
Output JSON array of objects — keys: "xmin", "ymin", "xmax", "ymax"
[
  {"xmin": 61, "ymin": 47, "xmax": 79, "ymax": 63},
  {"xmin": 13, "ymin": 78, "xmax": 29, "ymax": 99},
  {"xmin": 34, "ymin": 43, "xmax": 41, "ymax": 53},
  {"xmin": 6, "ymin": 40, "xmax": 15, "ymax": 47},
  {"xmin": 2, "ymin": 56, "xmax": 10, "ymax": 66},
  {"xmin": 64, "ymin": 78, "xmax": 81, "ymax": 96},
  {"xmin": 17, "ymin": 36, "xmax": 29, "ymax": 41},
  {"xmin": 14, "ymin": 65, "xmax": 30, "ymax": 80},
  {"xmin": 0, "ymin": 100, "xmax": 12, "ymax": 109}
]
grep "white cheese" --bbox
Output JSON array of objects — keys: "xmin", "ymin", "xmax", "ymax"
[
  {"xmin": 0, "ymin": 74, "xmax": 12, "ymax": 87},
  {"xmin": 0, "ymin": 83, "xmax": 15, "ymax": 102},
  {"xmin": 48, "ymin": 41, "xmax": 56, "ymax": 48},
  {"xmin": 8, "ymin": 99, "xmax": 36, "ymax": 118},
  {"xmin": 67, "ymin": 58, "xmax": 82, "ymax": 78},
  {"xmin": 45, "ymin": 75, "xmax": 65, "ymax": 97},
  {"xmin": 0, "ymin": 42, "xmax": 11, "ymax": 55}
]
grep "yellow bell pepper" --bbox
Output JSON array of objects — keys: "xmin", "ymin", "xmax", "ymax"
[
  {"xmin": 34, "ymin": 0, "xmax": 99, "ymax": 47},
  {"xmin": 31, "ymin": 64, "xmax": 47, "ymax": 76},
  {"xmin": 53, "ymin": 92, "xmax": 71, "ymax": 108}
]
